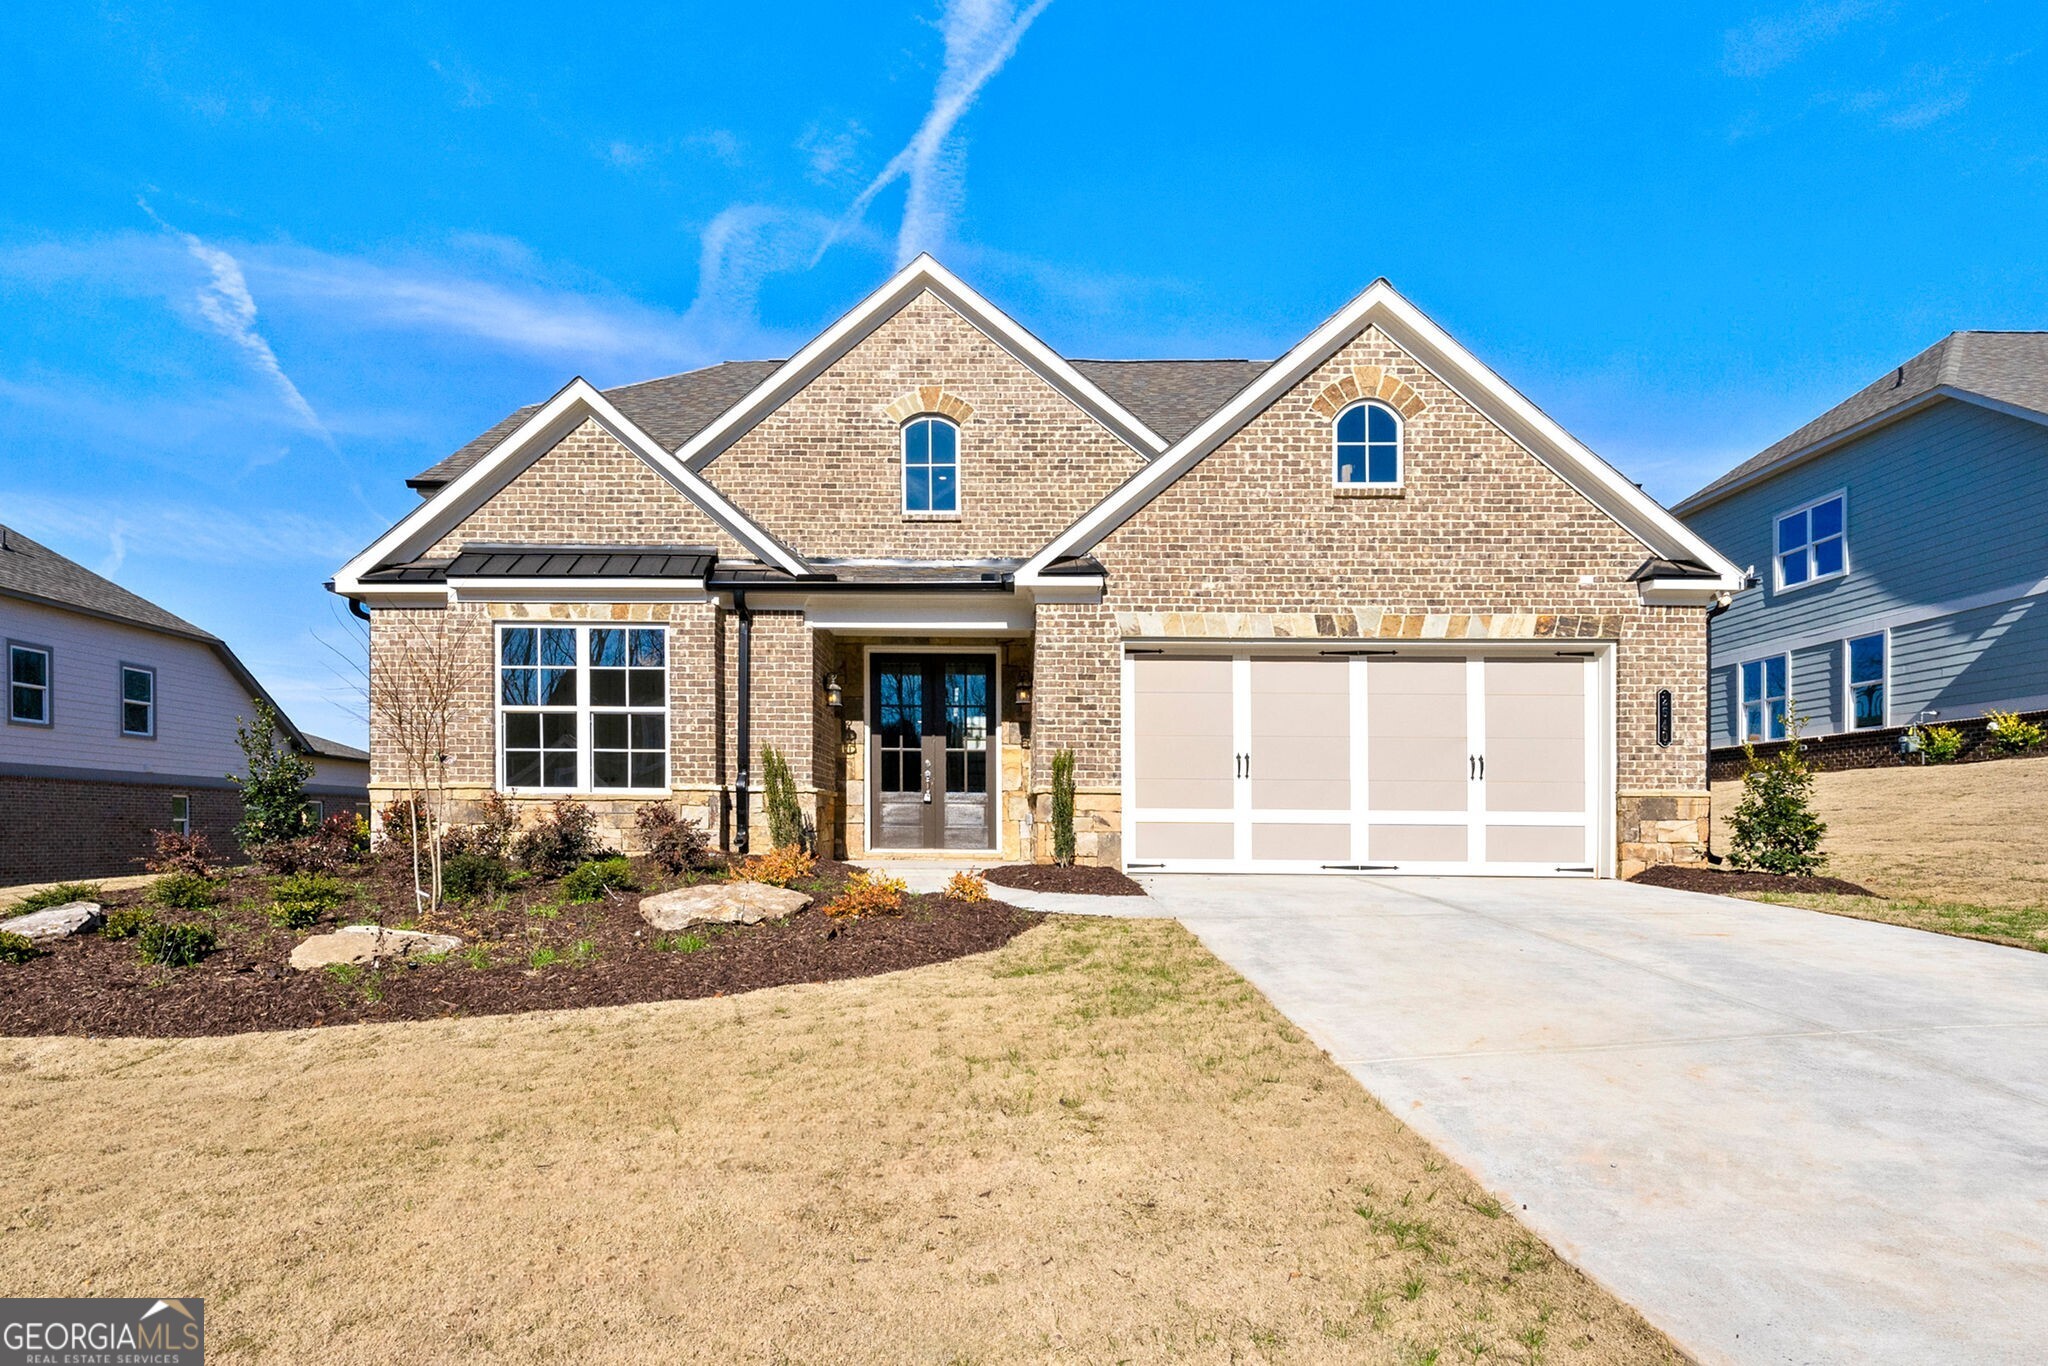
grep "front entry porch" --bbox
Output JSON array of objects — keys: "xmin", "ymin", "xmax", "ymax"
[{"xmin": 868, "ymin": 651, "xmax": 999, "ymax": 852}]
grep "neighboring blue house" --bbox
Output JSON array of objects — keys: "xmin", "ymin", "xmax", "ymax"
[{"xmin": 1677, "ymin": 332, "xmax": 2048, "ymax": 757}]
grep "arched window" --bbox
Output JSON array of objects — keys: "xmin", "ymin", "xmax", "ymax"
[
  {"xmin": 1334, "ymin": 400, "xmax": 1401, "ymax": 487},
  {"xmin": 903, "ymin": 415, "xmax": 959, "ymax": 514}
]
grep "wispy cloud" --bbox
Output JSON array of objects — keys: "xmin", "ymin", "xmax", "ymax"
[
  {"xmin": 137, "ymin": 199, "xmax": 331, "ymax": 443},
  {"xmin": 819, "ymin": 0, "xmax": 1053, "ymax": 264},
  {"xmin": 1723, "ymin": 0, "xmax": 1885, "ymax": 77},
  {"xmin": 1, "ymin": 489, "xmax": 376, "ymax": 568}
]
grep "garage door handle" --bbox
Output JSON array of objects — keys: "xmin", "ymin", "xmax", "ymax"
[{"xmin": 1477, "ymin": 755, "xmax": 1484, "ymax": 780}]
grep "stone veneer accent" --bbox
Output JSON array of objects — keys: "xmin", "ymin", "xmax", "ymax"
[
  {"xmin": 1112, "ymin": 608, "xmax": 1624, "ymax": 641},
  {"xmin": 881, "ymin": 386, "xmax": 976, "ymax": 425},
  {"xmin": 1309, "ymin": 363, "xmax": 1428, "ymax": 422}
]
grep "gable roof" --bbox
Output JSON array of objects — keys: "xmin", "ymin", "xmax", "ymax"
[
  {"xmin": 1018, "ymin": 281, "xmax": 1743, "ymax": 598},
  {"xmin": 676, "ymin": 255, "xmax": 1173, "ymax": 470},
  {"xmin": 334, "ymin": 378, "xmax": 811, "ymax": 595},
  {"xmin": 1676, "ymin": 331, "xmax": 2048, "ymax": 514},
  {"xmin": 0, "ymin": 523, "xmax": 332, "ymax": 756}
]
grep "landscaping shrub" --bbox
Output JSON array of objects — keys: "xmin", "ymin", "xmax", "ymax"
[
  {"xmin": 0, "ymin": 930, "xmax": 38, "ymax": 964},
  {"xmin": 100, "ymin": 907, "xmax": 155, "ymax": 940},
  {"xmin": 634, "ymin": 801, "xmax": 713, "ymax": 875},
  {"xmin": 1051, "ymin": 748, "xmax": 1077, "ymax": 866},
  {"xmin": 9, "ymin": 882, "xmax": 103, "ymax": 915},
  {"xmin": 447, "ymin": 793, "xmax": 517, "ymax": 860},
  {"xmin": 515, "ymin": 799, "xmax": 605, "ymax": 876},
  {"xmin": 255, "ymin": 813, "xmax": 369, "ymax": 876},
  {"xmin": 1728, "ymin": 723, "xmax": 1827, "ymax": 876},
  {"xmin": 561, "ymin": 857, "xmax": 638, "ymax": 903},
  {"xmin": 269, "ymin": 872, "xmax": 349, "ymax": 928},
  {"xmin": 944, "ymin": 871, "xmax": 989, "ymax": 902},
  {"xmin": 822, "ymin": 871, "xmax": 907, "ymax": 919},
  {"xmin": 138, "ymin": 921, "xmax": 216, "ymax": 967},
  {"xmin": 144, "ymin": 829, "xmax": 216, "ymax": 877},
  {"xmin": 1984, "ymin": 708, "xmax": 2045, "ymax": 755},
  {"xmin": 761, "ymin": 745, "xmax": 807, "ymax": 851},
  {"xmin": 736, "ymin": 846, "xmax": 815, "ymax": 888},
  {"xmin": 150, "ymin": 872, "xmax": 225, "ymax": 911},
  {"xmin": 233, "ymin": 700, "xmax": 315, "ymax": 849},
  {"xmin": 440, "ymin": 850, "xmax": 514, "ymax": 904},
  {"xmin": 1907, "ymin": 723, "xmax": 1965, "ymax": 763}
]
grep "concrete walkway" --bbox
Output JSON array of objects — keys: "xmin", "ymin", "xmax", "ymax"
[{"xmin": 1140, "ymin": 874, "xmax": 2048, "ymax": 1366}]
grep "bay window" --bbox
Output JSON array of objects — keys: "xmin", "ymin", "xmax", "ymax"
[{"xmin": 498, "ymin": 624, "xmax": 667, "ymax": 792}]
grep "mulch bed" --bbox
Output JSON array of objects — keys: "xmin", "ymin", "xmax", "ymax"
[
  {"xmin": 0, "ymin": 858, "xmax": 1041, "ymax": 1039},
  {"xmin": 1631, "ymin": 864, "xmax": 1879, "ymax": 898},
  {"xmin": 980, "ymin": 863, "xmax": 1147, "ymax": 896}
]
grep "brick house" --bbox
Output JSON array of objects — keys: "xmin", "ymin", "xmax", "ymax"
[
  {"xmin": 332, "ymin": 258, "xmax": 1738, "ymax": 878},
  {"xmin": 2, "ymin": 525, "xmax": 369, "ymax": 882}
]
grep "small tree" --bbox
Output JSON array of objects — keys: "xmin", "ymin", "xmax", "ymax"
[
  {"xmin": 1050, "ymin": 748, "xmax": 1077, "ymax": 867},
  {"xmin": 232, "ymin": 700, "xmax": 314, "ymax": 850},
  {"xmin": 1728, "ymin": 713, "xmax": 1827, "ymax": 876},
  {"xmin": 761, "ymin": 745, "xmax": 805, "ymax": 851},
  {"xmin": 364, "ymin": 610, "xmax": 479, "ymax": 913}
]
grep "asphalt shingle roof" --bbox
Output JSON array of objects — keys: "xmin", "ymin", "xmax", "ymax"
[
  {"xmin": 0, "ymin": 524, "xmax": 214, "ymax": 640},
  {"xmin": 407, "ymin": 358, "xmax": 1275, "ymax": 489},
  {"xmin": 1679, "ymin": 332, "xmax": 2048, "ymax": 511}
]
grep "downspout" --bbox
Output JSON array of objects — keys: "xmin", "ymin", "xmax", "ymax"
[
  {"xmin": 734, "ymin": 590, "xmax": 752, "ymax": 855},
  {"xmin": 349, "ymin": 598, "xmax": 371, "ymax": 623}
]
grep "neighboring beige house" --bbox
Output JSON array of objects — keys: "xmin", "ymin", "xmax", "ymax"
[
  {"xmin": 332, "ymin": 258, "xmax": 1738, "ymax": 878},
  {"xmin": 2, "ymin": 525, "xmax": 369, "ymax": 882}
]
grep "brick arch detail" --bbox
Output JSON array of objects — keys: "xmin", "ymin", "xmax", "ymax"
[
  {"xmin": 1308, "ymin": 366, "xmax": 1427, "ymax": 422},
  {"xmin": 882, "ymin": 386, "xmax": 976, "ymax": 425}
]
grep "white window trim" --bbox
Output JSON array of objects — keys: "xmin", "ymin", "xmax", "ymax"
[
  {"xmin": 1771, "ymin": 488, "xmax": 1849, "ymax": 595},
  {"xmin": 170, "ymin": 794, "xmax": 191, "ymax": 837},
  {"xmin": 901, "ymin": 414, "xmax": 962, "ymax": 517},
  {"xmin": 1739, "ymin": 653, "xmax": 1792, "ymax": 743},
  {"xmin": 119, "ymin": 662, "xmax": 157, "ymax": 739},
  {"xmin": 1845, "ymin": 630, "xmax": 1889, "ymax": 732},
  {"xmin": 494, "ymin": 622, "xmax": 672, "ymax": 797},
  {"xmin": 1332, "ymin": 399, "xmax": 1404, "ymax": 489},
  {"xmin": 7, "ymin": 640, "xmax": 52, "ymax": 727}
]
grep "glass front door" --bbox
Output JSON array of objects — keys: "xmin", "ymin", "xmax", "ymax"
[{"xmin": 869, "ymin": 654, "xmax": 996, "ymax": 850}]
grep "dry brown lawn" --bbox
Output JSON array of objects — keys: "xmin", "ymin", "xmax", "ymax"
[
  {"xmin": 1, "ymin": 917, "xmax": 1678, "ymax": 1364},
  {"xmin": 1712, "ymin": 753, "xmax": 2048, "ymax": 948}
]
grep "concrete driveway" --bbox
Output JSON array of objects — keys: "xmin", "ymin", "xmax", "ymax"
[{"xmin": 1140, "ymin": 875, "xmax": 2048, "ymax": 1365}]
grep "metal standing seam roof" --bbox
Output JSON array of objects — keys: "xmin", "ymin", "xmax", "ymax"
[
  {"xmin": 360, "ymin": 545, "xmax": 718, "ymax": 584},
  {"xmin": 407, "ymin": 358, "xmax": 1276, "ymax": 491},
  {"xmin": 1678, "ymin": 331, "xmax": 2048, "ymax": 512}
]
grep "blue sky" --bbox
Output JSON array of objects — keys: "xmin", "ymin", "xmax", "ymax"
[{"xmin": 3, "ymin": 1, "xmax": 2044, "ymax": 745}]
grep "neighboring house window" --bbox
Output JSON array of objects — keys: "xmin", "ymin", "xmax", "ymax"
[
  {"xmin": 902, "ymin": 416, "xmax": 959, "ymax": 514},
  {"xmin": 1774, "ymin": 492, "xmax": 1846, "ymax": 590},
  {"xmin": 170, "ymin": 794, "xmax": 190, "ymax": 837},
  {"xmin": 120, "ymin": 664, "xmax": 156, "ymax": 737},
  {"xmin": 498, "ymin": 624, "xmax": 668, "ymax": 792},
  {"xmin": 306, "ymin": 799, "xmax": 325, "ymax": 825},
  {"xmin": 1334, "ymin": 400, "xmax": 1401, "ymax": 486},
  {"xmin": 1848, "ymin": 633, "xmax": 1886, "ymax": 730},
  {"xmin": 8, "ymin": 642, "xmax": 51, "ymax": 725},
  {"xmin": 1740, "ymin": 656, "xmax": 1789, "ymax": 742}
]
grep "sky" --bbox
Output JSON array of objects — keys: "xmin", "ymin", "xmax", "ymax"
[{"xmin": 2, "ymin": 1, "xmax": 2044, "ymax": 746}]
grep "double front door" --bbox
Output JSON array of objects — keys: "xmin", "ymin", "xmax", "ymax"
[
  {"xmin": 870, "ymin": 654, "xmax": 997, "ymax": 850},
  {"xmin": 1126, "ymin": 651, "xmax": 1601, "ymax": 874}
]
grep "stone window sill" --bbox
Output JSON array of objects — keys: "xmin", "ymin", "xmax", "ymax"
[
  {"xmin": 1334, "ymin": 484, "xmax": 1405, "ymax": 499},
  {"xmin": 902, "ymin": 511, "xmax": 963, "ymax": 522}
]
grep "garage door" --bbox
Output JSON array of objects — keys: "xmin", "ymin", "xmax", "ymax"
[{"xmin": 1125, "ymin": 650, "xmax": 1603, "ymax": 875}]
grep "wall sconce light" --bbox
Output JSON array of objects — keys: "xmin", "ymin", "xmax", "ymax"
[
  {"xmin": 821, "ymin": 671, "xmax": 844, "ymax": 710},
  {"xmin": 1013, "ymin": 677, "xmax": 1032, "ymax": 710}
]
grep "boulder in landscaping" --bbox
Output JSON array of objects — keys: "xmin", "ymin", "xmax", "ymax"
[
  {"xmin": 6, "ymin": 901, "xmax": 103, "ymax": 944},
  {"xmin": 288, "ymin": 925, "xmax": 463, "ymax": 972},
  {"xmin": 639, "ymin": 881, "xmax": 810, "ymax": 932}
]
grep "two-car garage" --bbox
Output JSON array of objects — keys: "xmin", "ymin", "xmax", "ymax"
[{"xmin": 1122, "ymin": 647, "xmax": 1610, "ymax": 875}]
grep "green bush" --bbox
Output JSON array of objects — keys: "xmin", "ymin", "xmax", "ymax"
[
  {"xmin": 150, "ymin": 872, "xmax": 224, "ymax": 911},
  {"xmin": 138, "ymin": 921, "xmax": 216, "ymax": 967},
  {"xmin": 9, "ymin": 882, "xmax": 102, "ymax": 915},
  {"xmin": 0, "ymin": 930, "xmax": 39, "ymax": 964},
  {"xmin": 100, "ymin": 907, "xmax": 155, "ymax": 940},
  {"xmin": 267, "ymin": 869, "xmax": 349, "ymax": 931},
  {"xmin": 1728, "ymin": 722, "xmax": 1828, "ymax": 876},
  {"xmin": 762, "ymin": 745, "xmax": 805, "ymax": 851},
  {"xmin": 1051, "ymin": 748, "xmax": 1077, "ymax": 867},
  {"xmin": 561, "ymin": 856, "xmax": 638, "ymax": 903},
  {"xmin": 1907, "ymin": 723, "xmax": 1965, "ymax": 763},
  {"xmin": 232, "ymin": 699, "xmax": 314, "ymax": 850},
  {"xmin": 441, "ymin": 850, "xmax": 514, "ymax": 903},
  {"xmin": 1984, "ymin": 708, "xmax": 2045, "ymax": 755}
]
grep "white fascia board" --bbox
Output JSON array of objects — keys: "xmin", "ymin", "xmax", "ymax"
[
  {"xmin": 1020, "ymin": 280, "xmax": 1742, "ymax": 587},
  {"xmin": 729, "ymin": 590, "xmax": 1033, "ymax": 634},
  {"xmin": 351, "ymin": 587, "xmax": 455, "ymax": 610},
  {"xmin": 332, "ymin": 379, "xmax": 806, "ymax": 594},
  {"xmin": 1638, "ymin": 580, "xmax": 1739, "ymax": 606},
  {"xmin": 675, "ymin": 254, "xmax": 1168, "ymax": 472}
]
